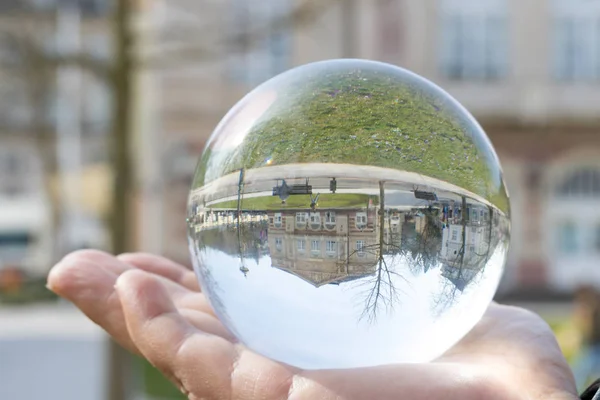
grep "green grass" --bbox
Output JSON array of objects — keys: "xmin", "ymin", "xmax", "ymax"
[
  {"xmin": 209, "ymin": 193, "xmax": 378, "ymax": 210},
  {"xmin": 194, "ymin": 61, "xmax": 508, "ymax": 212},
  {"xmin": 137, "ymin": 357, "xmax": 185, "ymax": 399}
]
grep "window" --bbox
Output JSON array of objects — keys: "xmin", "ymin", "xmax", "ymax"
[
  {"xmin": 451, "ymin": 228, "xmax": 459, "ymax": 241},
  {"xmin": 86, "ymin": 32, "xmax": 111, "ymax": 60},
  {"xmin": 439, "ymin": 0, "xmax": 508, "ymax": 80},
  {"xmin": 558, "ymin": 221, "xmax": 578, "ymax": 254},
  {"xmin": 0, "ymin": 149, "xmax": 34, "ymax": 196},
  {"xmin": 356, "ymin": 240, "xmax": 365, "ymax": 256},
  {"xmin": 84, "ymin": 78, "xmax": 110, "ymax": 133},
  {"xmin": 326, "ymin": 240, "xmax": 337, "ymax": 255},
  {"xmin": 377, "ymin": 0, "xmax": 404, "ymax": 60},
  {"xmin": 356, "ymin": 212, "xmax": 367, "ymax": 228},
  {"xmin": 0, "ymin": 231, "xmax": 31, "ymax": 262},
  {"xmin": 0, "ymin": 35, "xmax": 22, "ymax": 66},
  {"xmin": 311, "ymin": 240, "xmax": 320, "ymax": 253},
  {"xmin": 274, "ymin": 213, "xmax": 282, "ymax": 227},
  {"xmin": 553, "ymin": 0, "xmax": 600, "ymax": 81},
  {"xmin": 296, "ymin": 212, "xmax": 308, "ymax": 228},
  {"xmin": 310, "ymin": 212, "xmax": 321, "ymax": 228},
  {"xmin": 275, "ymin": 237, "xmax": 282, "ymax": 250},
  {"xmin": 297, "ymin": 239, "xmax": 306, "ymax": 252},
  {"xmin": 325, "ymin": 211, "xmax": 336, "ymax": 225},
  {"xmin": 0, "ymin": 79, "xmax": 30, "ymax": 128},
  {"xmin": 5, "ymin": 153, "xmax": 22, "ymax": 175},
  {"xmin": 555, "ymin": 168, "xmax": 600, "ymax": 198},
  {"xmin": 469, "ymin": 245, "xmax": 475, "ymax": 253},
  {"xmin": 229, "ymin": 0, "xmax": 292, "ymax": 86},
  {"xmin": 28, "ymin": 0, "xmax": 107, "ymax": 12}
]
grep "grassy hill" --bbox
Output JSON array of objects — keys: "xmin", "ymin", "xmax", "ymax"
[{"xmin": 194, "ymin": 60, "xmax": 508, "ymax": 212}]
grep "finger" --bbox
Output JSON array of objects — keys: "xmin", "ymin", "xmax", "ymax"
[
  {"xmin": 114, "ymin": 253, "xmax": 216, "ymax": 317},
  {"xmin": 47, "ymin": 252, "xmax": 229, "ymax": 356},
  {"xmin": 47, "ymin": 255, "xmax": 140, "ymax": 355},
  {"xmin": 117, "ymin": 253, "xmax": 200, "ymax": 292},
  {"xmin": 116, "ymin": 269, "xmax": 238, "ymax": 399},
  {"xmin": 57, "ymin": 250, "xmax": 215, "ymax": 316},
  {"xmin": 65, "ymin": 249, "xmax": 199, "ymax": 292}
]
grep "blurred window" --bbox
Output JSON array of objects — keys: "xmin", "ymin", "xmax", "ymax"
[
  {"xmin": 0, "ymin": 232, "xmax": 30, "ymax": 262},
  {"xmin": 377, "ymin": 0, "xmax": 404, "ymax": 60},
  {"xmin": 311, "ymin": 239, "xmax": 320, "ymax": 253},
  {"xmin": 558, "ymin": 220, "xmax": 578, "ymax": 254},
  {"xmin": 83, "ymin": 77, "xmax": 110, "ymax": 133},
  {"xmin": 356, "ymin": 240, "xmax": 365, "ymax": 256},
  {"xmin": 439, "ymin": 0, "xmax": 508, "ymax": 80},
  {"xmin": 326, "ymin": 240, "xmax": 337, "ymax": 255},
  {"xmin": 229, "ymin": 0, "xmax": 292, "ymax": 86},
  {"xmin": 553, "ymin": 0, "xmax": 600, "ymax": 81},
  {"xmin": 451, "ymin": 228, "xmax": 459, "ymax": 241},
  {"xmin": 555, "ymin": 167, "xmax": 600, "ymax": 198},
  {"xmin": 0, "ymin": 79, "xmax": 31, "ymax": 128},
  {"xmin": 28, "ymin": 0, "xmax": 109, "ymax": 15},
  {"xmin": 0, "ymin": 149, "xmax": 33, "ymax": 196},
  {"xmin": 297, "ymin": 239, "xmax": 305, "ymax": 252}
]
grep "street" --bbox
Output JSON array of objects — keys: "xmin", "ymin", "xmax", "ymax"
[
  {"xmin": 192, "ymin": 163, "xmax": 493, "ymax": 210},
  {"xmin": 0, "ymin": 303, "xmax": 108, "ymax": 400}
]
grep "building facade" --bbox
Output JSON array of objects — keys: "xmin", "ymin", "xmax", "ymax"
[
  {"xmin": 0, "ymin": 0, "xmax": 112, "ymax": 278},
  {"xmin": 142, "ymin": 0, "xmax": 600, "ymax": 297},
  {"xmin": 267, "ymin": 208, "xmax": 380, "ymax": 287}
]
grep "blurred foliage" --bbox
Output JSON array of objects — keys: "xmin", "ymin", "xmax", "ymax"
[
  {"xmin": 0, "ymin": 277, "xmax": 58, "ymax": 305},
  {"xmin": 547, "ymin": 316, "xmax": 583, "ymax": 365},
  {"xmin": 137, "ymin": 357, "xmax": 185, "ymax": 399}
]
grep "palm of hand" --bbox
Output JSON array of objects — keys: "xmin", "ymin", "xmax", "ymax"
[{"xmin": 47, "ymin": 251, "xmax": 578, "ymax": 400}]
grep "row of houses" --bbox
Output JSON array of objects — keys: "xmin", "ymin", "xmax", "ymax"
[{"xmin": 192, "ymin": 198, "xmax": 499, "ymax": 290}]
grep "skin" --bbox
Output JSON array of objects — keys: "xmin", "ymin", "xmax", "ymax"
[{"xmin": 47, "ymin": 250, "xmax": 579, "ymax": 400}]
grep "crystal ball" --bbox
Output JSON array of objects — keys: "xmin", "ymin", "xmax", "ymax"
[{"xmin": 187, "ymin": 59, "xmax": 510, "ymax": 369}]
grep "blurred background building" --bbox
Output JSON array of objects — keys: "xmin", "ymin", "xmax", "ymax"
[
  {"xmin": 141, "ymin": 0, "xmax": 600, "ymax": 300},
  {"xmin": 1, "ymin": 0, "xmax": 600, "ymax": 399}
]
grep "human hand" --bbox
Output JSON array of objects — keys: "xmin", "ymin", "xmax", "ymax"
[{"xmin": 47, "ymin": 250, "xmax": 578, "ymax": 400}]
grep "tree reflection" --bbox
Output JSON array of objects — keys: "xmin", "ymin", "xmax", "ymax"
[
  {"xmin": 433, "ymin": 198, "xmax": 498, "ymax": 314},
  {"xmin": 401, "ymin": 208, "xmax": 443, "ymax": 275},
  {"xmin": 192, "ymin": 211, "xmax": 270, "ymax": 266},
  {"xmin": 189, "ymin": 180, "xmax": 505, "ymax": 324},
  {"xmin": 346, "ymin": 181, "xmax": 407, "ymax": 323}
]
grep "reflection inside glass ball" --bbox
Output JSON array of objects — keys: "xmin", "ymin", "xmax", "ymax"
[{"xmin": 187, "ymin": 59, "xmax": 510, "ymax": 369}]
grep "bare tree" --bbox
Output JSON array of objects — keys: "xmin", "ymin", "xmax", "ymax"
[
  {"xmin": 432, "ymin": 200, "xmax": 497, "ymax": 315},
  {"xmin": 341, "ymin": 181, "xmax": 408, "ymax": 323},
  {"xmin": 402, "ymin": 208, "xmax": 443, "ymax": 275}
]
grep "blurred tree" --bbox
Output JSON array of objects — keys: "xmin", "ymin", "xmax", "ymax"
[{"xmin": 0, "ymin": 0, "xmax": 341, "ymax": 398}]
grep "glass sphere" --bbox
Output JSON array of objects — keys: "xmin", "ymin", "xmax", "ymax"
[{"xmin": 187, "ymin": 59, "xmax": 510, "ymax": 370}]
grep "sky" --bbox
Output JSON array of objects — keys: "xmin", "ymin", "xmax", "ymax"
[{"xmin": 191, "ymin": 242, "xmax": 507, "ymax": 370}]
